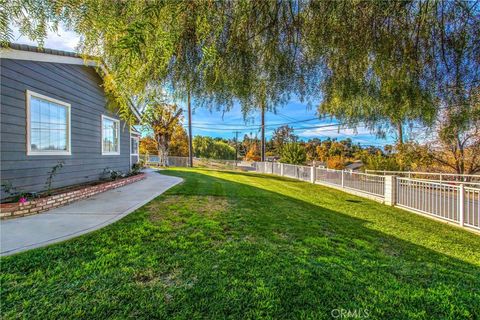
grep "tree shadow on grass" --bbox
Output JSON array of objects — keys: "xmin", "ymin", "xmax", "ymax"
[
  {"xmin": 158, "ymin": 169, "xmax": 480, "ymax": 318},
  {"xmin": 1, "ymin": 169, "xmax": 479, "ymax": 320}
]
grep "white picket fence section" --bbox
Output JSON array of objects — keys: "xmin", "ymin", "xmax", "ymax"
[
  {"xmin": 255, "ymin": 162, "xmax": 480, "ymax": 232},
  {"xmin": 366, "ymin": 169, "xmax": 480, "ymax": 186},
  {"xmin": 396, "ymin": 178, "xmax": 460, "ymax": 223},
  {"xmin": 465, "ymin": 187, "xmax": 480, "ymax": 229},
  {"xmin": 343, "ymin": 171, "xmax": 385, "ymax": 197},
  {"xmin": 167, "ymin": 156, "xmax": 190, "ymax": 167}
]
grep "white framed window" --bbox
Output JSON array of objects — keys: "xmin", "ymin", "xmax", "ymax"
[
  {"xmin": 131, "ymin": 136, "xmax": 139, "ymax": 156},
  {"xmin": 101, "ymin": 115, "xmax": 120, "ymax": 155},
  {"xmin": 26, "ymin": 90, "xmax": 71, "ymax": 155}
]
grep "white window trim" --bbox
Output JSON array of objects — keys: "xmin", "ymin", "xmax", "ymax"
[
  {"xmin": 101, "ymin": 115, "xmax": 121, "ymax": 155},
  {"xmin": 26, "ymin": 90, "xmax": 71, "ymax": 156},
  {"xmin": 130, "ymin": 135, "xmax": 139, "ymax": 156}
]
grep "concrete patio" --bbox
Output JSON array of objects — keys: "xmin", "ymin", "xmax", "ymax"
[{"xmin": 0, "ymin": 169, "xmax": 182, "ymax": 256}]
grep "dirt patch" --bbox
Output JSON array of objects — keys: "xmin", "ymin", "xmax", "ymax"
[
  {"xmin": 273, "ymin": 231, "xmax": 290, "ymax": 240},
  {"xmin": 134, "ymin": 269, "xmax": 159, "ymax": 285},
  {"xmin": 148, "ymin": 195, "xmax": 230, "ymax": 223},
  {"xmin": 380, "ymin": 240, "xmax": 401, "ymax": 258},
  {"xmin": 135, "ymin": 267, "xmax": 198, "ymax": 304}
]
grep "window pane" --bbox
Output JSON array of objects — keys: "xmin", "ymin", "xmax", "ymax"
[
  {"xmin": 131, "ymin": 137, "xmax": 139, "ymax": 154},
  {"xmin": 102, "ymin": 117, "xmax": 119, "ymax": 153},
  {"xmin": 31, "ymin": 128, "xmax": 40, "ymax": 151},
  {"xmin": 31, "ymin": 98, "xmax": 41, "ymax": 123},
  {"xmin": 29, "ymin": 95, "xmax": 69, "ymax": 152}
]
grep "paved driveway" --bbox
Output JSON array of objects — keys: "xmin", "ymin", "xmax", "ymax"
[{"xmin": 0, "ymin": 170, "xmax": 182, "ymax": 256}]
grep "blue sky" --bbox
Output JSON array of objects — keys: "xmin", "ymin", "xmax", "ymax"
[
  {"xmin": 187, "ymin": 100, "xmax": 398, "ymax": 147},
  {"xmin": 11, "ymin": 24, "xmax": 402, "ymax": 147}
]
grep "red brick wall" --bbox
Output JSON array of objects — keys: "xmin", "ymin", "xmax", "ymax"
[{"xmin": 0, "ymin": 173, "xmax": 146, "ymax": 219}]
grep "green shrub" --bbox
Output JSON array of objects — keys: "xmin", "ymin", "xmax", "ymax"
[{"xmin": 280, "ymin": 143, "xmax": 307, "ymax": 165}]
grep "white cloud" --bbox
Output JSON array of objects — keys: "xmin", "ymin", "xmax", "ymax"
[{"xmin": 11, "ymin": 24, "xmax": 80, "ymax": 52}]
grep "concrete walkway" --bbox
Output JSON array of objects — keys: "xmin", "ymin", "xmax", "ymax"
[{"xmin": 0, "ymin": 170, "xmax": 182, "ymax": 256}]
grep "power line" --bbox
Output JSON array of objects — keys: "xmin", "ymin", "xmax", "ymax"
[
  {"xmin": 184, "ymin": 117, "xmax": 319, "ymax": 130},
  {"xmin": 182, "ymin": 118, "xmax": 400, "ymax": 146},
  {"xmin": 276, "ymin": 112, "xmax": 298, "ymax": 122},
  {"xmin": 183, "ymin": 119, "xmax": 343, "ymax": 131},
  {"xmin": 233, "ymin": 131, "xmax": 241, "ymax": 163}
]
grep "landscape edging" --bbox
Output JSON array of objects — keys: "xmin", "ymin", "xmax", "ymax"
[{"xmin": 0, "ymin": 173, "xmax": 146, "ymax": 219}]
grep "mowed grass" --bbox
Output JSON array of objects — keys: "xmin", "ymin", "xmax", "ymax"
[{"xmin": 1, "ymin": 168, "xmax": 480, "ymax": 319}]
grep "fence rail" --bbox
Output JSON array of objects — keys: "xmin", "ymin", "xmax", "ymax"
[
  {"xmin": 343, "ymin": 171, "xmax": 385, "ymax": 197},
  {"xmin": 255, "ymin": 162, "xmax": 480, "ymax": 232},
  {"xmin": 315, "ymin": 167, "xmax": 342, "ymax": 187},
  {"xmin": 396, "ymin": 178, "xmax": 459, "ymax": 223},
  {"xmin": 465, "ymin": 187, "xmax": 480, "ymax": 229},
  {"xmin": 366, "ymin": 169, "xmax": 480, "ymax": 184}
]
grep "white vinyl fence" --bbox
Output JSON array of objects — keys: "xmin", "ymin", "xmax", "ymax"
[
  {"xmin": 255, "ymin": 162, "xmax": 480, "ymax": 232},
  {"xmin": 141, "ymin": 155, "xmax": 250, "ymax": 171},
  {"xmin": 465, "ymin": 187, "xmax": 480, "ymax": 229},
  {"xmin": 396, "ymin": 178, "xmax": 460, "ymax": 223},
  {"xmin": 283, "ymin": 164, "xmax": 311, "ymax": 181},
  {"xmin": 343, "ymin": 171, "xmax": 385, "ymax": 197},
  {"xmin": 141, "ymin": 155, "xmax": 190, "ymax": 167},
  {"xmin": 167, "ymin": 156, "xmax": 190, "ymax": 167},
  {"xmin": 366, "ymin": 170, "xmax": 480, "ymax": 186}
]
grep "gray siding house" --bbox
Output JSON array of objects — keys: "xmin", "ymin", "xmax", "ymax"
[{"xmin": 0, "ymin": 44, "xmax": 141, "ymax": 199}]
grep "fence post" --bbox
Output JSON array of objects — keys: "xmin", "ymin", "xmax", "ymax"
[
  {"xmin": 280, "ymin": 163, "xmax": 284, "ymax": 176},
  {"xmin": 341, "ymin": 170, "xmax": 344, "ymax": 188},
  {"xmin": 310, "ymin": 166, "xmax": 316, "ymax": 183},
  {"xmin": 264, "ymin": 162, "xmax": 268, "ymax": 173},
  {"xmin": 458, "ymin": 184, "xmax": 464, "ymax": 227},
  {"xmin": 384, "ymin": 175, "xmax": 397, "ymax": 206},
  {"xmin": 271, "ymin": 161, "xmax": 274, "ymax": 174}
]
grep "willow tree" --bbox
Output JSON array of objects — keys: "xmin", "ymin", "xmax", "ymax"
[
  {"xmin": 2, "ymin": 0, "xmax": 478, "ymax": 147},
  {"xmin": 301, "ymin": 1, "xmax": 440, "ymax": 145},
  {"xmin": 424, "ymin": 0, "xmax": 480, "ymax": 174},
  {"xmin": 1, "ymin": 1, "xmax": 305, "ymax": 107}
]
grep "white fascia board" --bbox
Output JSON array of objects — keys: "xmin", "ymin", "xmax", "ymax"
[{"xmin": 0, "ymin": 48, "xmax": 97, "ymax": 66}]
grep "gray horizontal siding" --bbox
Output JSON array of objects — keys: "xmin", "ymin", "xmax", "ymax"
[
  {"xmin": 131, "ymin": 155, "xmax": 139, "ymax": 165},
  {"xmin": 1, "ymin": 58, "xmax": 132, "ymax": 198}
]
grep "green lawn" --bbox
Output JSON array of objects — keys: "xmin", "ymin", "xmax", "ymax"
[{"xmin": 1, "ymin": 168, "xmax": 479, "ymax": 319}]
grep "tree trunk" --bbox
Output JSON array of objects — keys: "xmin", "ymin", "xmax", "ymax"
[
  {"xmin": 456, "ymin": 135, "xmax": 465, "ymax": 174},
  {"xmin": 261, "ymin": 104, "xmax": 265, "ymax": 162},
  {"xmin": 158, "ymin": 145, "xmax": 169, "ymax": 167},
  {"xmin": 156, "ymin": 134, "xmax": 169, "ymax": 167}
]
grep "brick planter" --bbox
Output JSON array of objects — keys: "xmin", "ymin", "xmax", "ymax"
[{"xmin": 0, "ymin": 173, "xmax": 146, "ymax": 219}]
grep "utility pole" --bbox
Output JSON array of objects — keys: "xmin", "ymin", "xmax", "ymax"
[
  {"xmin": 233, "ymin": 131, "xmax": 240, "ymax": 166},
  {"xmin": 187, "ymin": 90, "xmax": 193, "ymax": 167},
  {"xmin": 261, "ymin": 104, "xmax": 265, "ymax": 162},
  {"xmin": 397, "ymin": 122, "xmax": 403, "ymax": 146}
]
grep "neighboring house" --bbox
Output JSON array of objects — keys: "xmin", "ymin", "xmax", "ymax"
[
  {"xmin": 0, "ymin": 44, "xmax": 141, "ymax": 199},
  {"xmin": 308, "ymin": 160, "xmax": 326, "ymax": 167},
  {"xmin": 266, "ymin": 156, "xmax": 280, "ymax": 162},
  {"xmin": 345, "ymin": 160, "xmax": 364, "ymax": 172}
]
